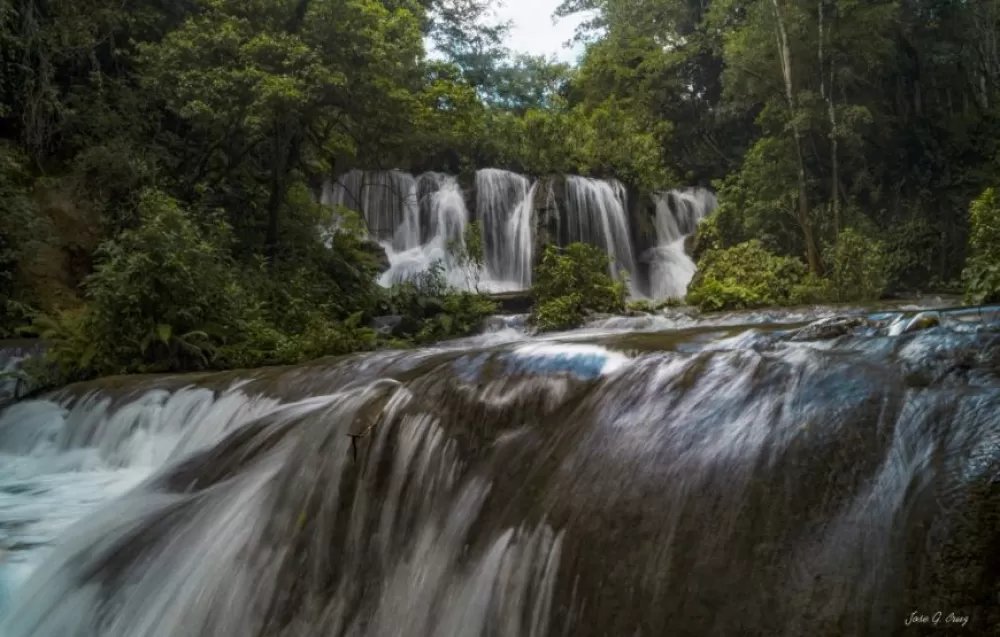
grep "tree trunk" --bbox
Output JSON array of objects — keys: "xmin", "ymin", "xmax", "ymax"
[
  {"xmin": 266, "ymin": 121, "xmax": 301, "ymax": 264},
  {"xmin": 771, "ymin": 0, "xmax": 821, "ymax": 273},
  {"xmin": 818, "ymin": 1, "xmax": 840, "ymax": 237},
  {"xmin": 829, "ymin": 66, "xmax": 840, "ymax": 237}
]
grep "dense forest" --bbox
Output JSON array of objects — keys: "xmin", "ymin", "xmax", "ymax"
[{"xmin": 3, "ymin": 0, "xmax": 1000, "ymax": 382}]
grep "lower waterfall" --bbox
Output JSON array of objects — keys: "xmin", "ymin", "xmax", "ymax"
[{"xmin": 2, "ymin": 306, "xmax": 1000, "ymax": 635}]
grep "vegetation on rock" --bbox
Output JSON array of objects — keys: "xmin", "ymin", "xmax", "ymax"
[
  {"xmin": 686, "ymin": 241, "xmax": 808, "ymax": 312},
  {"xmin": 963, "ymin": 188, "xmax": 1000, "ymax": 305},
  {"xmin": 531, "ymin": 243, "xmax": 626, "ymax": 331}
]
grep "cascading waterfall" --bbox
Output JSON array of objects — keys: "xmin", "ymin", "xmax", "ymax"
[
  {"xmin": 322, "ymin": 170, "xmax": 418, "ymax": 247},
  {"xmin": 562, "ymin": 176, "xmax": 637, "ymax": 280},
  {"xmin": 0, "ymin": 384, "xmax": 281, "ymax": 617},
  {"xmin": 645, "ymin": 188, "xmax": 718, "ymax": 300},
  {"xmin": 378, "ymin": 173, "xmax": 472, "ymax": 288},
  {"xmin": 324, "ymin": 169, "xmax": 716, "ymax": 296},
  {"xmin": 475, "ymin": 169, "xmax": 534, "ymax": 289},
  {"xmin": 2, "ymin": 306, "xmax": 1000, "ymax": 635}
]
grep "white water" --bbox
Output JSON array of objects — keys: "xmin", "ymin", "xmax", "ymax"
[
  {"xmin": 325, "ymin": 169, "xmax": 716, "ymax": 297},
  {"xmin": 377, "ymin": 173, "xmax": 475, "ymax": 289},
  {"xmin": 2, "ymin": 308, "xmax": 1000, "ymax": 635},
  {"xmin": 0, "ymin": 355, "xmax": 23, "ymax": 406},
  {"xmin": 0, "ymin": 387, "xmax": 280, "ymax": 617},
  {"xmin": 645, "ymin": 188, "xmax": 717, "ymax": 300},
  {"xmin": 476, "ymin": 169, "xmax": 534, "ymax": 290},
  {"xmin": 323, "ymin": 170, "xmax": 420, "ymax": 248},
  {"xmin": 0, "ymin": 379, "xmax": 564, "ymax": 637},
  {"xmin": 563, "ymin": 176, "xmax": 637, "ymax": 280}
]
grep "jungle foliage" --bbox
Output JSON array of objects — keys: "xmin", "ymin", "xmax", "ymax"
[
  {"xmin": 3, "ymin": 0, "xmax": 1000, "ymax": 380},
  {"xmin": 532, "ymin": 243, "xmax": 627, "ymax": 331}
]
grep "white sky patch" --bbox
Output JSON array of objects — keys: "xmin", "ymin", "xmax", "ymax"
[{"xmin": 493, "ymin": 0, "xmax": 589, "ymax": 63}]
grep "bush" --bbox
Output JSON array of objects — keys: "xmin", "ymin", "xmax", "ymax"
[
  {"xmin": 0, "ymin": 143, "xmax": 42, "ymax": 337},
  {"xmin": 788, "ymin": 274, "xmax": 831, "ymax": 305},
  {"xmin": 74, "ymin": 189, "xmax": 256, "ymax": 374},
  {"xmin": 686, "ymin": 240, "xmax": 808, "ymax": 311},
  {"xmin": 963, "ymin": 188, "xmax": 1000, "ymax": 304},
  {"xmin": 883, "ymin": 217, "xmax": 940, "ymax": 291},
  {"xmin": 823, "ymin": 228, "xmax": 888, "ymax": 302},
  {"xmin": 531, "ymin": 243, "xmax": 627, "ymax": 331},
  {"xmin": 386, "ymin": 262, "xmax": 497, "ymax": 343},
  {"xmin": 689, "ymin": 213, "xmax": 724, "ymax": 262}
]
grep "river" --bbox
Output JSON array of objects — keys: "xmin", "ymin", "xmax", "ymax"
[{"xmin": 1, "ymin": 303, "xmax": 998, "ymax": 636}]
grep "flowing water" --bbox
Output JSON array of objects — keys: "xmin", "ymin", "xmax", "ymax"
[
  {"xmin": 323, "ymin": 170, "xmax": 716, "ymax": 298},
  {"xmin": 0, "ymin": 342, "xmax": 43, "ymax": 407},
  {"xmin": 562, "ymin": 176, "xmax": 637, "ymax": 280},
  {"xmin": 2, "ymin": 304, "xmax": 999, "ymax": 636},
  {"xmin": 476, "ymin": 169, "xmax": 534, "ymax": 290},
  {"xmin": 645, "ymin": 188, "xmax": 718, "ymax": 300}
]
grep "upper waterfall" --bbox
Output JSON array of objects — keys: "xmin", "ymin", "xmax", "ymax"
[
  {"xmin": 323, "ymin": 169, "xmax": 717, "ymax": 298},
  {"xmin": 562, "ymin": 176, "xmax": 637, "ymax": 280},
  {"xmin": 476, "ymin": 169, "xmax": 534, "ymax": 289},
  {"xmin": 645, "ymin": 188, "xmax": 718, "ymax": 300}
]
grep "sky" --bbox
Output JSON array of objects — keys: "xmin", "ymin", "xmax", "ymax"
[{"xmin": 493, "ymin": 0, "xmax": 589, "ymax": 63}]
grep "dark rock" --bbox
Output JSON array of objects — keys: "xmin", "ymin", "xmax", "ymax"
[
  {"xmin": 488, "ymin": 291, "xmax": 534, "ymax": 314},
  {"xmin": 683, "ymin": 233, "xmax": 696, "ymax": 257},
  {"xmin": 789, "ymin": 316, "xmax": 871, "ymax": 341},
  {"xmin": 902, "ymin": 311, "xmax": 941, "ymax": 333},
  {"xmin": 371, "ymin": 315, "xmax": 404, "ymax": 336},
  {"xmin": 360, "ymin": 239, "xmax": 390, "ymax": 273}
]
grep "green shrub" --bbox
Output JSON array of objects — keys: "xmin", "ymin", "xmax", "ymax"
[
  {"xmin": 449, "ymin": 220, "xmax": 486, "ymax": 291},
  {"xmin": 963, "ymin": 188, "xmax": 1000, "ymax": 304},
  {"xmin": 686, "ymin": 240, "xmax": 808, "ymax": 311},
  {"xmin": 690, "ymin": 212, "xmax": 724, "ymax": 262},
  {"xmin": 626, "ymin": 298, "xmax": 682, "ymax": 314},
  {"xmin": 30, "ymin": 189, "xmax": 260, "ymax": 381},
  {"xmin": 386, "ymin": 262, "xmax": 497, "ymax": 343},
  {"xmin": 28, "ymin": 309, "xmax": 95, "ymax": 385},
  {"xmin": 788, "ymin": 274, "xmax": 831, "ymax": 305},
  {"xmin": 0, "ymin": 143, "xmax": 41, "ymax": 337},
  {"xmin": 78, "ymin": 189, "xmax": 256, "ymax": 374},
  {"xmin": 883, "ymin": 217, "xmax": 940, "ymax": 291},
  {"xmin": 531, "ymin": 243, "xmax": 627, "ymax": 331},
  {"xmin": 823, "ymin": 228, "xmax": 888, "ymax": 302}
]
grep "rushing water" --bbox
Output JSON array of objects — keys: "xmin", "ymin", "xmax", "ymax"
[
  {"xmin": 322, "ymin": 170, "xmax": 716, "ymax": 298},
  {"xmin": 2, "ymin": 304, "xmax": 999, "ymax": 636},
  {"xmin": 645, "ymin": 188, "xmax": 717, "ymax": 300}
]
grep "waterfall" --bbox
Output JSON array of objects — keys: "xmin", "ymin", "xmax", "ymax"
[
  {"xmin": 323, "ymin": 169, "xmax": 716, "ymax": 297},
  {"xmin": 3, "ymin": 307, "xmax": 1000, "ymax": 635},
  {"xmin": 322, "ymin": 170, "xmax": 419, "ymax": 248},
  {"xmin": 475, "ymin": 169, "xmax": 534, "ymax": 289},
  {"xmin": 645, "ymin": 188, "xmax": 718, "ymax": 300},
  {"xmin": 563, "ymin": 176, "xmax": 637, "ymax": 280},
  {"xmin": 378, "ymin": 173, "xmax": 472, "ymax": 288}
]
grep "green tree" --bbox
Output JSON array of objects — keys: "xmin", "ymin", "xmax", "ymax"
[
  {"xmin": 532, "ymin": 243, "xmax": 627, "ymax": 331},
  {"xmin": 963, "ymin": 187, "xmax": 1000, "ymax": 304},
  {"xmin": 139, "ymin": 0, "xmax": 424, "ymax": 259},
  {"xmin": 824, "ymin": 227, "xmax": 888, "ymax": 302},
  {"xmin": 687, "ymin": 240, "xmax": 810, "ymax": 311}
]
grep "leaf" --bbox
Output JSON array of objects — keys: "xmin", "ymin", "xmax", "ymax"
[{"xmin": 156, "ymin": 323, "xmax": 173, "ymax": 345}]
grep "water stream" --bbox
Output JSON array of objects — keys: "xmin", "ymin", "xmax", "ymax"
[{"xmin": 2, "ymin": 304, "xmax": 999, "ymax": 635}]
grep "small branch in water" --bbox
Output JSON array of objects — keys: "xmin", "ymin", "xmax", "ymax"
[{"xmin": 346, "ymin": 415, "xmax": 383, "ymax": 464}]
